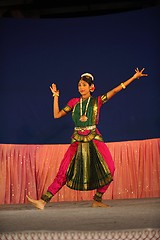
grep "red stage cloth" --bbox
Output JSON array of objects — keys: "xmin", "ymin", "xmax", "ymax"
[{"xmin": 0, "ymin": 138, "xmax": 160, "ymax": 204}]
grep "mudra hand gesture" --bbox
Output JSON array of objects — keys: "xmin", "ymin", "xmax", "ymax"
[
  {"xmin": 50, "ymin": 83, "xmax": 59, "ymax": 97},
  {"xmin": 133, "ymin": 68, "xmax": 148, "ymax": 79}
]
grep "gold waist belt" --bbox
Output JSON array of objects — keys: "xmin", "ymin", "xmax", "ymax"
[{"xmin": 74, "ymin": 125, "xmax": 96, "ymax": 131}]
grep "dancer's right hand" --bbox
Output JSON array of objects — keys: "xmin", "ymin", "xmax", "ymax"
[{"xmin": 50, "ymin": 83, "xmax": 59, "ymax": 95}]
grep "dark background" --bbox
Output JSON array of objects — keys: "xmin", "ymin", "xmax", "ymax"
[{"xmin": 0, "ymin": 1, "xmax": 160, "ymax": 144}]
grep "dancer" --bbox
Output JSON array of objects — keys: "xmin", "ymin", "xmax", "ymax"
[{"xmin": 27, "ymin": 68, "xmax": 148, "ymax": 209}]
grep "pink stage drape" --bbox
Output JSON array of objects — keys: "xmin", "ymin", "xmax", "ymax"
[{"xmin": 0, "ymin": 138, "xmax": 160, "ymax": 204}]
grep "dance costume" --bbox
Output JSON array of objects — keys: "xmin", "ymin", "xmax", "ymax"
[{"xmin": 41, "ymin": 93, "xmax": 115, "ymax": 203}]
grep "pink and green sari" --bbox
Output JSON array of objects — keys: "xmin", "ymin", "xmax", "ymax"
[{"xmin": 47, "ymin": 94, "xmax": 115, "ymax": 197}]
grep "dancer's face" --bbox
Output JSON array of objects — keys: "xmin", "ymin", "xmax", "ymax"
[{"xmin": 78, "ymin": 80, "xmax": 91, "ymax": 98}]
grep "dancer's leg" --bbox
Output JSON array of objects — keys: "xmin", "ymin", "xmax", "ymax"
[
  {"xmin": 26, "ymin": 168, "xmax": 67, "ymax": 210},
  {"xmin": 27, "ymin": 143, "xmax": 78, "ymax": 209},
  {"xmin": 92, "ymin": 140, "xmax": 115, "ymax": 208},
  {"xmin": 92, "ymin": 183, "xmax": 111, "ymax": 208}
]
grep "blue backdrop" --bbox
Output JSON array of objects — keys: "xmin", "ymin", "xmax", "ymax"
[{"xmin": 0, "ymin": 6, "xmax": 160, "ymax": 144}]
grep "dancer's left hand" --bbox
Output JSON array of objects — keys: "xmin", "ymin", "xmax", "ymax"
[{"xmin": 133, "ymin": 68, "xmax": 148, "ymax": 79}]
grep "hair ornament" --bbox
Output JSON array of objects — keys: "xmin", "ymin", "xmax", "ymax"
[
  {"xmin": 90, "ymin": 86, "xmax": 95, "ymax": 92},
  {"xmin": 81, "ymin": 73, "xmax": 94, "ymax": 81}
]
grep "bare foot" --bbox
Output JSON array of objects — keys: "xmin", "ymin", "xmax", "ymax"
[
  {"xmin": 26, "ymin": 195, "xmax": 46, "ymax": 210},
  {"xmin": 92, "ymin": 200, "xmax": 111, "ymax": 208}
]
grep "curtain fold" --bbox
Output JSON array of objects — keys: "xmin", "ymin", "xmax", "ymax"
[{"xmin": 0, "ymin": 138, "xmax": 160, "ymax": 204}]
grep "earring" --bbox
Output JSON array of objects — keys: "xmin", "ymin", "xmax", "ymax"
[{"xmin": 90, "ymin": 86, "xmax": 95, "ymax": 92}]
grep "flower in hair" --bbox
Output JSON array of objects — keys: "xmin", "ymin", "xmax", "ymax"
[{"xmin": 90, "ymin": 86, "xmax": 95, "ymax": 92}]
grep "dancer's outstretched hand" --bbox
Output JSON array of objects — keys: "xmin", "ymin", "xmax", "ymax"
[{"xmin": 133, "ymin": 68, "xmax": 148, "ymax": 79}]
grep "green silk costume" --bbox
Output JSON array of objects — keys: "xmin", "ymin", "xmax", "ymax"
[{"xmin": 62, "ymin": 95, "xmax": 113, "ymax": 191}]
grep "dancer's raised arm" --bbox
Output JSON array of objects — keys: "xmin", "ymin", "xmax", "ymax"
[
  {"xmin": 50, "ymin": 83, "xmax": 66, "ymax": 119},
  {"xmin": 106, "ymin": 68, "xmax": 148, "ymax": 100}
]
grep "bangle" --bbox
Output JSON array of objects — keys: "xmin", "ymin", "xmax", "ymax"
[
  {"xmin": 121, "ymin": 83, "xmax": 126, "ymax": 89},
  {"xmin": 52, "ymin": 92, "xmax": 59, "ymax": 97}
]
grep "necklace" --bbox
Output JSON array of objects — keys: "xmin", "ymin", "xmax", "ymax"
[{"xmin": 79, "ymin": 97, "xmax": 91, "ymax": 122}]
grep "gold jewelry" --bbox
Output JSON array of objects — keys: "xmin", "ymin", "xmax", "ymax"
[
  {"xmin": 79, "ymin": 97, "xmax": 91, "ymax": 122},
  {"xmin": 74, "ymin": 125, "xmax": 96, "ymax": 131},
  {"xmin": 121, "ymin": 83, "xmax": 126, "ymax": 89},
  {"xmin": 53, "ymin": 92, "xmax": 59, "ymax": 97}
]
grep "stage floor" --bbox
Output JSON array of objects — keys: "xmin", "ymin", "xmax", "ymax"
[{"xmin": 0, "ymin": 198, "xmax": 160, "ymax": 233}]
